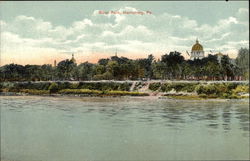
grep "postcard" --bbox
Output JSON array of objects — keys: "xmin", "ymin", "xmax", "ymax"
[{"xmin": 0, "ymin": 1, "xmax": 249, "ymax": 161}]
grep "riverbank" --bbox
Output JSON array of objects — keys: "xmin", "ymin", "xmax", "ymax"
[{"xmin": 0, "ymin": 81, "xmax": 249, "ymax": 99}]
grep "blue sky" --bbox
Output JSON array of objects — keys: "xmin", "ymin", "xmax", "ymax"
[{"xmin": 0, "ymin": 1, "xmax": 249, "ymax": 65}]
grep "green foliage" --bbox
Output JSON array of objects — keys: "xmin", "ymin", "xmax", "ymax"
[
  {"xmin": 195, "ymin": 83, "xmax": 248, "ymax": 98},
  {"xmin": 20, "ymin": 89, "xmax": 49, "ymax": 95},
  {"xmin": 48, "ymin": 83, "xmax": 59, "ymax": 93},
  {"xmin": 69, "ymin": 83, "xmax": 79, "ymax": 89},
  {"xmin": 58, "ymin": 89, "xmax": 102, "ymax": 95},
  {"xmin": 195, "ymin": 84, "xmax": 221, "ymax": 95},
  {"xmin": 105, "ymin": 91, "xmax": 149, "ymax": 96},
  {"xmin": 161, "ymin": 83, "xmax": 198, "ymax": 92},
  {"xmin": 77, "ymin": 82, "xmax": 131, "ymax": 91},
  {"xmin": 58, "ymin": 89, "xmax": 148, "ymax": 96},
  {"xmin": 149, "ymin": 83, "xmax": 161, "ymax": 91},
  {"xmin": 56, "ymin": 59, "xmax": 77, "ymax": 80},
  {"xmin": 236, "ymin": 48, "xmax": 249, "ymax": 79},
  {"xmin": 0, "ymin": 48, "xmax": 248, "ymax": 81},
  {"xmin": 232, "ymin": 85, "xmax": 249, "ymax": 94}
]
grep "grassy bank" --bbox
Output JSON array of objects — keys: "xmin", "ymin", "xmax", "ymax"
[
  {"xmin": 0, "ymin": 81, "xmax": 249, "ymax": 99},
  {"xmin": 0, "ymin": 81, "xmax": 147, "ymax": 96},
  {"xmin": 149, "ymin": 82, "xmax": 249, "ymax": 99}
]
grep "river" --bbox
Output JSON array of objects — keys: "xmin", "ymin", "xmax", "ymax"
[{"xmin": 1, "ymin": 96, "xmax": 249, "ymax": 160}]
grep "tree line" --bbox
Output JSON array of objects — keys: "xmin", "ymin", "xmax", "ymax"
[{"xmin": 0, "ymin": 48, "xmax": 248, "ymax": 81}]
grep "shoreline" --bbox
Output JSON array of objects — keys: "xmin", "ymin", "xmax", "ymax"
[
  {"xmin": 1, "ymin": 81, "xmax": 249, "ymax": 100},
  {"xmin": 0, "ymin": 91, "xmax": 249, "ymax": 101}
]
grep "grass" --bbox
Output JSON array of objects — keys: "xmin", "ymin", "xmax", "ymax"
[
  {"xmin": 0, "ymin": 81, "xmax": 248, "ymax": 99},
  {"xmin": 58, "ymin": 89, "xmax": 102, "ymax": 95},
  {"xmin": 58, "ymin": 89, "xmax": 149, "ymax": 96},
  {"xmin": 104, "ymin": 90, "xmax": 149, "ymax": 96},
  {"xmin": 19, "ymin": 89, "xmax": 49, "ymax": 95},
  {"xmin": 166, "ymin": 95, "xmax": 204, "ymax": 100}
]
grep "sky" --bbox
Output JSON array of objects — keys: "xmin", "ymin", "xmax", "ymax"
[{"xmin": 0, "ymin": 1, "xmax": 249, "ymax": 65}]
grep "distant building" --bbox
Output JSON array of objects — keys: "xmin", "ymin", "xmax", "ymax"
[
  {"xmin": 54, "ymin": 60, "xmax": 57, "ymax": 67},
  {"xmin": 215, "ymin": 52, "xmax": 223, "ymax": 64},
  {"xmin": 71, "ymin": 53, "xmax": 76, "ymax": 64},
  {"xmin": 190, "ymin": 39, "xmax": 205, "ymax": 60},
  {"xmin": 215, "ymin": 52, "xmax": 236, "ymax": 65}
]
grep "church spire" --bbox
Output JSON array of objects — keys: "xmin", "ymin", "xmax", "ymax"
[
  {"xmin": 196, "ymin": 38, "xmax": 199, "ymax": 44},
  {"xmin": 71, "ymin": 53, "xmax": 76, "ymax": 63}
]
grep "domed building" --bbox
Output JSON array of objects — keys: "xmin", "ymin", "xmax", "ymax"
[{"xmin": 190, "ymin": 39, "xmax": 205, "ymax": 60}]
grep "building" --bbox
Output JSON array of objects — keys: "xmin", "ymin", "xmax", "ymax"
[
  {"xmin": 190, "ymin": 39, "xmax": 205, "ymax": 60},
  {"xmin": 215, "ymin": 52, "xmax": 236, "ymax": 65},
  {"xmin": 215, "ymin": 52, "xmax": 223, "ymax": 64},
  {"xmin": 71, "ymin": 53, "xmax": 76, "ymax": 64},
  {"xmin": 54, "ymin": 60, "xmax": 57, "ymax": 67}
]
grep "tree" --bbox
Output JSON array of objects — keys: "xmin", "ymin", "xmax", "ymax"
[
  {"xmin": 204, "ymin": 61, "xmax": 221, "ymax": 80},
  {"xmin": 161, "ymin": 51, "xmax": 184, "ymax": 79},
  {"xmin": 78, "ymin": 62, "xmax": 95, "ymax": 80},
  {"xmin": 220, "ymin": 55, "xmax": 234, "ymax": 80},
  {"xmin": 56, "ymin": 59, "xmax": 77, "ymax": 80},
  {"xmin": 1, "ymin": 64, "xmax": 25, "ymax": 81},
  {"xmin": 236, "ymin": 48, "xmax": 249, "ymax": 80},
  {"xmin": 98, "ymin": 58, "xmax": 110, "ymax": 66}
]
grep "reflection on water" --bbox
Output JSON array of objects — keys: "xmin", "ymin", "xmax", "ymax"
[{"xmin": 1, "ymin": 96, "xmax": 249, "ymax": 161}]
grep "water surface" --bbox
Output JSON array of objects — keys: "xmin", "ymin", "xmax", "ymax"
[{"xmin": 1, "ymin": 96, "xmax": 249, "ymax": 160}]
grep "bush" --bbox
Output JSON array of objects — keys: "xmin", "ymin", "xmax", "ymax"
[
  {"xmin": 69, "ymin": 83, "xmax": 79, "ymax": 89},
  {"xmin": 232, "ymin": 85, "xmax": 249, "ymax": 94},
  {"xmin": 149, "ymin": 83, "xmax": 161, "ymax": 91},
  {"xmin": 195, "ymin": 83, "xmax": 247, "ymax": 99},
  {"xmin": 48, "ymin": 83, "xmax": 59, "ymax": 93},
  {"xmin": 160, "ymin": 83, "xmax": 172, "ymax": 92},
  {"xmin": 161, "ymin": 83, "xmax": 198, "ymax": 92},
  {"xmin": 195, "ymin": 84, "xmax": 217, "ymax": 95},
  {"xmin": 77, "ymin": 82, "xmax": 131, "ymax": 91},
  {"xmin": 57, "ymin": 82, "xmax": 71, "ymax": 90}
]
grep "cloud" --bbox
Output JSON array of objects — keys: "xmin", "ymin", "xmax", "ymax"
[{"xmin": 1, "ymin": 6, "xmax": 249, "ymax": 65}]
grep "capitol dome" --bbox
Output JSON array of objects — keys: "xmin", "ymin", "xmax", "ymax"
[
  {"xmin": 191, "ymin": 39, "xmax": 203, "ymax": 51},
  {"xmin": 190, "ymin": 39, "xmax": 205, "ymax": 60}
]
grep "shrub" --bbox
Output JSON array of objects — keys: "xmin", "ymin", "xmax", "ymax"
[
  {"xmin": 118, "ymin": 83, "xmax": 131, "ymax": 91},
  {"xmin": 161, "ymin": 83, "xmax": 198, "ymax": 92},
  {"xmin": 195, "ymin": 83, "xmax": 246, "ymax": 99},
  {"xmin": 57, "ymin": 82, "xmax": 71, "ymax": 90},
  {"xmin": 77, "ymin": 82, "xmax": 130, "ymax": 91},
  {"xmin": 232, "ymin": 85, "xmax": 249, "ymax": 94},
  {"xmin": 195, "ymin": 84, "xmax": 217, "ymax": 95},
  {"xmin": 69, "ymin": 83, "xmax": 79, "ymax": 89},
  {"xmin": 149, "ymin": 83, "xmax": 161, "ymax": 91},
  {"xmin": 181, "ymin": 83, "xmax": 198, "ymax": 92},
  {"xmin": 48, "ymin": 83, "xmax": 59, "ymax": 93},
  {"xmin": 160, "ymin": 83, "xmax": 172, "ymax": 92}
]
